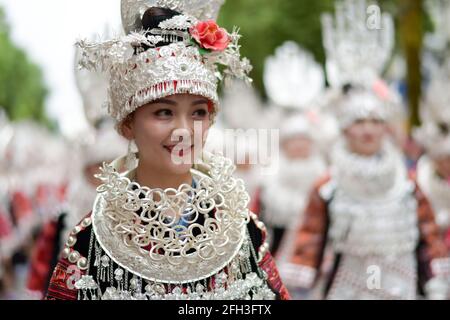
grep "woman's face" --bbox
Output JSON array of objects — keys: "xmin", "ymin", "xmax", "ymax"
[
  {"xmin": 434, "ymin": 155, "xmax": 450, "ymax": 180},
  {"xmin": 121, "ymin": 94, "xmax": 211, "ymax": 176},
  {"xmin": 344, "ymin": 118, "xmax": 387, "ymax": 156},
  {"xmin": 281, "ymin": 135, "xmax": 313, "ymax": 160}
]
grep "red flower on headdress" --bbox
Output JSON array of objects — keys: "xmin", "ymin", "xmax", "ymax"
[{"xmin": 190, "ymin": 20, "xmax": 230, "ymax": 52}]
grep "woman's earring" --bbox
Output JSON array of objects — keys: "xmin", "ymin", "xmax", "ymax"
[{"xmin": 125, "ymin": 139, "xmax": 138, "ymax": 171}]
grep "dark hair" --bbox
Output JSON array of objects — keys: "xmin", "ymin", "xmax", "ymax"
[
  {"xmin": 140, "ymin": 7, "xmax": 184, "ymax": 49},
  {"xmin": 141, "ymin": 7, "xmax": 181, "ymax": 30}
]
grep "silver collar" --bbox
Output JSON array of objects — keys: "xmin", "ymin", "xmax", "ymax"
[{"xmin": 91, "ymin": 152, "xmax": 250, "ymax": 284}]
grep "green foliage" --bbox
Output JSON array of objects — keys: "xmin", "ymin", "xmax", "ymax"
[
  {"xmin": 0, "ymin": 7, "xmax": 49, "ymax": 126},
  {"xmin": 218, "ymin": 0, "xmax": 335, "ymax": 98}
]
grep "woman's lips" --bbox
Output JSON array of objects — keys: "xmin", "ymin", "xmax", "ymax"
[{"xmin": 164, "ymin": 145, "xmax": 194, "ymax": 157}]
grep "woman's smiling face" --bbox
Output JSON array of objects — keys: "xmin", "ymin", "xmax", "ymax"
[{"xmin": 121, "ymin": 94, "xmax": 212, "ymax": 176}]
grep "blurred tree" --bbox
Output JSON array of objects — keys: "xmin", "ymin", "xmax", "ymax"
[
  {"xmin": 0, "ymin": 7, "xmax": 49, "ymax": 126},
  {"xmin": 397, "ymin": 0, "xmax": 424, "ymax": 130},
  {"xmin": 219, "ymin": 0, "xmax": 335, "ymax": 99}
]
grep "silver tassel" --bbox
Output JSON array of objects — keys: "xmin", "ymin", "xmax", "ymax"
[{"xmin": 239, "ymin": 242, "xmax": 252, "ymax": 274}]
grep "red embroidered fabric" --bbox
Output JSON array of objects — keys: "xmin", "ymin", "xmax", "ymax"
[
  {"xmin": 27, "ymin": 220, "xmax": 58, "ymax": 295},
  {"xmin": 45, "ymin": 259, "xmax": 84, "ymax": 300}
]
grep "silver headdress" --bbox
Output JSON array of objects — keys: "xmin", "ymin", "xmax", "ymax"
[
  {"xmin": 74, "ymin": 31, "xmax": 127, "ymax": 167},
  {"xmin": 264, "ymin": 41, "xmax": 325, "ymax": 110},
  {"xmin": 414, "ymin": 60, "xmax": 450, "ymax": 158},
  {"xmin": 77, "ymin": 0, "xmax": 251, "ymax": 123},
  {"xmin": 262, "ymin": 42, "xmax": 339, "ymax": 146},
  {"xmin": 74, "ymin": 38, "xmax": 111, "ymax": 127},
  {"xmin": 322, "ymin": 0, "xmax": 394, "ymax": 88},
  {"xmin": 279, "ymin": 112, "xmax": 317, "ymax": 140},
  {"xmin": 121, "ymin": 0, "xmax": 225, "ymax": 34},
  {"xmin": 74, "ymin": 27, "xmax": 128, "ymax": 166},
  {"xmin": 321, "ymin": 0, "xmax": 398, "ymax": 128}
]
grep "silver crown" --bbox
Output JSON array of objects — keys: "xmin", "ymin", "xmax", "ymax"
[
  {"xmin": 121, "ymin": 0, "xmax": 225, "ymax": 34},
  {"xmin": 77, "ymin": 1, "xmax": 250, "ymax": 123}
]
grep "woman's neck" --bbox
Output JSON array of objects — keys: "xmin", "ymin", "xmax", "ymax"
[{"xmin": 135, "ymin": 164, "xmax": 193, "ymax": 190}]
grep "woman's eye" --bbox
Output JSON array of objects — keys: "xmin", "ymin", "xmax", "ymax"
[
  {"xmin": 154, "ymin": 109, "xmax": 173, "ymax": 118},
  {"xmin": 193, "ymin": 109, "xmax": 209, "ymax": 118}
]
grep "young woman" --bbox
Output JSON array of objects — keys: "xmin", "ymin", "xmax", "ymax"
[
  {"xmin": 287, "ymin": 85, "xmax": 449, "ymax": 299},
  {"xmin": 45, "ymin": 1, "xmax": 289, "ymax": 300}
]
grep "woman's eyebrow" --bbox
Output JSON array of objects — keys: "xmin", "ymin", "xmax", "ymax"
[
  {"xmin": 191, "ymin": 99, "xmax": 209, "ymax": 106},
  {"xmin": 150, "ymin": 98, "xmax": 177, "ymax": 105}
]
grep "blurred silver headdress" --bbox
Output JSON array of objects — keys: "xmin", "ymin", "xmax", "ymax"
[
  {"xmin": 262, "ymin": 42, "xmax": 339, "ymax": 146},
  {"xmin": 414, "ymin": 60, "xmax": 450, "ymax": 158},
  {"xmin": 321, "ymin": 0, "xmax": 399, "ymax": 128},
  {"xmin": 264, "ymin": 41, "xmax": 325, "ymax": 110},
  {"xmin": 215, "ymin": 80, "xmax": 276, "ymax": 162},
  {"xmin": 322, "ymin": 0, "xmax": 394, "ymax": 88},
  {"xmin": 74, "ymin": 28, "xmax": 128, "ymax": 164},
  {"xmin": 3, "ymin": 121, "xmax": 70, "ymax": 194},
  {"xmin": 221, "ymin": 80, "xmax": 267, "ymax": 129},
  {"xmin": 77, "ymin": 0, "xmax": 251, "ymax": 123},
  {"xmin": 78, "ymin": 122, "xmax": 128, "ymax": 169},
  {"xmin": 74, "ymin": 44, "xmax": 110, "ymax": 127}
]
